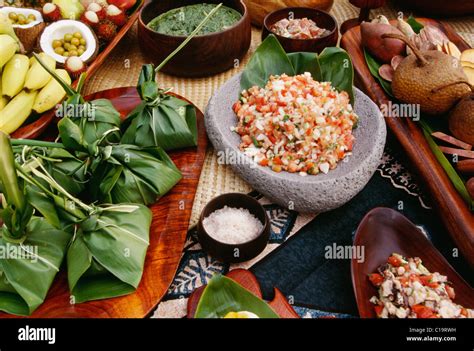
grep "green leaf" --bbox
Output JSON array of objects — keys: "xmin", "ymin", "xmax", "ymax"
[
  {"xmin": 240, "ymin": 35, "xmax": 295, "ymax": 91},
  {"xmin": 0, "ymin": 217, "xmax": 70, "ymax": 315},
  {"xmin": 195, "ymin": 275, "xmax": 279, "ymax": 318},
  {"xmin": 122, "ymin": 89, "xmax": 198, "ymax": 150},
  {"xmin": 419, "ymin": 120, "xmax": 473, "ymax": 209},
  {"xmin": 407, "ymin": 16, "xmax": 424, "ymax": 34},
  {"xmin": 363, "ymin": 49, "xmax": 394, "ymax": 97},
  {"xmin": 91, "ymin": 144, "xmax": 182, "ymax": 205},
  {"xmin": 67, "ymin": 204, "xmax": 152, "ymax": 303},
  {"xmin": 319, "ymin": 47, "xmax": 355, "ymax": 104},
  {"xmin": 287, "ymin": 52, "xmax": 322, "ymax": 80}
]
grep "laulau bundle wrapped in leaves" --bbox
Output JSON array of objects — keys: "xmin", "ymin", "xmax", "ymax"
[
  {"xmin": 16, "ymin": 152, "xmax": 153, "ymax": 303},
  {"xmin": 0, "ymin": 132, "xmax": 70, "ymax": 316},
  {"xmin": 121, "ymin": 64, "xmax": 198, "ymax": 150},
  {"xmin": 89, "ymin": 144, "xmax": 182, "ymax": 205}
]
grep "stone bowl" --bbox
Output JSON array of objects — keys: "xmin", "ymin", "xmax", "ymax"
[{"xmin": 205, "ymin": 73, "xmax": 387, "ymax": 213}]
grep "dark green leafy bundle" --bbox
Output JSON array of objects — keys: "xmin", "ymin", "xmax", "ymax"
[
  {"xmin": 89, "ymin": 144, "xmax": 182, "ymax": 205},
  {"xmin": 12, "ymin": 141, "xmax": 88, "ymax": 197},
  {"xmin": 0, "ymin": 132, "xmax": 70, "ymax": 316},
  {"xmin": 194, "ymin": 275, "xmax": 279, "ymax": 318},
  {"xmin": 240, "ymin": 35, "xmax": 355, "ymax": 104},
  {"xmin": 121, "ymin": 64, "xmax": 198, "ymax": 150},
  {"xmin": 16, "ymin": 156, "xmax": 153, "ymax": 303}
]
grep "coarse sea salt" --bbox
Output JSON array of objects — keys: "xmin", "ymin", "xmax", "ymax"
[{"xmin": 202, "ymin": 206, "xmax": 263, "ymax": 244}]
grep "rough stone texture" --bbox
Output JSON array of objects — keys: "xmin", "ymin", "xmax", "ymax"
[{"xmin": 205, "ymin": 73, "xmax": 387, "ymax": 213}]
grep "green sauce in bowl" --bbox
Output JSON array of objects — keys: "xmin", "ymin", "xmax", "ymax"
[{"xmin": 148, "ymin": 3, "xmax": 242, "ymax": 36}]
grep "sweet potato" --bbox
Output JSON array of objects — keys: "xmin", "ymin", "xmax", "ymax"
[{"xmin": 361, "ymin": 22, "xmax": 407, "ymax": 63}]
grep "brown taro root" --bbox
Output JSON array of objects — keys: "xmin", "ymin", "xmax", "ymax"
[
  {"xmin": 361, "ymin": 22, "xmax": 406, "ymax": 63},
  {"xmin": 383, "ymin": 33, "xmax": 472, "ymax": 115}
]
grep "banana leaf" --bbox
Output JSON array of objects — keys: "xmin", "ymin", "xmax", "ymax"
[
  {"xmin": 0, "ymin": 132, "xmax": 70, "ymax": 316},
  {"xmin": 240, "ymin": 35, "xmax": 355, "ymax": 103},
  {"xmin": 363, "ymin": 49, "xmax": 393, "ymax": 97},
  {"xmin": 319, "ymin": 47, "xmax": 355, "ymax": 104},
  {"xmin": 16, "ymin": 158, "xmax": 153, "ymax": 303},
  {"xmin": 194, "ymin": 275, "xmax": 279, "ymax": 318},
  {"xmin": 0, "ymin": 217, "xmax": 70, "ymax": 316},
  {"xmin": 121, "ymin": 64, "xmax": 198, "ymax": 151},
  {"xmin": 89, "ymin": 144, "xmax": 182, "ymax": 205},
  {"xmin": 12, "ymin": 141, "xmax": 88, "ymax": 197},
  {"xmin": 67, "ymin": 204, "xmax": 152, "ymax": 303}
]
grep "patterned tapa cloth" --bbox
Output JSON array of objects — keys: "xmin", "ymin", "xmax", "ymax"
[{"xmin": 80, "ymin": 1, "xmax": 474, "ymax": 318}]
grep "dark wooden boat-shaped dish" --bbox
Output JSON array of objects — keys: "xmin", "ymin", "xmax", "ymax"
[
  {"xmin": 395, "ymin": 0, "xmax": 474, "ymax": 17},
  {"xmin": 0, "ymin": 86, "xmax": 207, "ymax": 318},
  {"xmin": 187, "ymin": 269, "xmax": 300, "ymax": 318},
  {"xmin": 352, "ymin": 207, "xmax": 474, "ymax": 318},
  {"xmin": 10, "ymin": 0, "xmax": 145, "ymax": 140},
  {"xmin": 341, "ymin": 18, "xmax": 474, "ymax": 268}
]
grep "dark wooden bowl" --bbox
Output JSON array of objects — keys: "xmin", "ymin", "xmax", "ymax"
[
  {"xmin": 138, "ymin": 0, "xmax": 251, "ymax": 77},
  {"xmin": 395, "ymin": 0, "xmax": 474, "ymax": 17},
  {"xmin": 262, "ymin": 7, "xmax": 338, "ymax": 54},
  {"xmin": 352, "ymin": 208, "xmax": 474, "ymax": 318},
  {"xmin": 197, "ymin": 193, "xmax": 270, "ymax": 263}
]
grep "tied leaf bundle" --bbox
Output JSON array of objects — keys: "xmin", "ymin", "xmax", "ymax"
[
  {"xmin": 0, "ymin": 132, "xmax": 70, "ymax": 316},
  {"xmin": 16, "ymin": 153, "xmax": 153, "ymax": 303},
  {"xmin": 121, "ymin": 64, "xmax": 198, "ymax": 150},
  {"xmin": 121, "ymin": 4, "xmax": 226, "ymax": 150},
  {"xmin": 12, "ymin": 141, "xmax": 88, "ymax": 197},
  {"xmin": 89, "ymin": 144, "xmax": 182, "ymax": 205}
]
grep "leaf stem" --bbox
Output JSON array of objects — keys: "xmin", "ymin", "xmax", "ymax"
[
  {"xmin": 0, "ymin": 132, "xmax": 25, "ymax": 212},
  {"xmin": 10, "ymin": 139, "xmax": 65, "ymax": 148}
]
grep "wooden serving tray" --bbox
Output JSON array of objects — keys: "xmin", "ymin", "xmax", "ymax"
[
  {"xmin": 0, "ymin": 87, "xmax": 207, "ymax": 318},
  {"xmin": 341, "ymin": 18, "xmax": 474, "ymax": 268},
  {"xmin": 10, "ymin": 0, "xmax": 145, "ymax": 140},
  {"xmin": 187, "ymin": 269, "xmax": 300, "ymax": 318},
  {"xmin": 352, "ymin": 208, "xmax": 474, "ymax": 318}
]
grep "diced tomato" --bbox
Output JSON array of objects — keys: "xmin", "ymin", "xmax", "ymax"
[
  {"xmin": 368, "ymin": 273, "xmax": 384, "ymax": 287},
  {"xmin": 412, "ymin": 305, "xmax": 435, "ymax": 318},
  {"xmin": 232, "ymin": 102, "xmax": 242, "ymax": 113},
  {"xmin": 420, "ymin": 275, "xmax": 439, "ymax": 289},
  {"xmin": 388, "ymin": 255, "xmax": 402, "ymax": 267},
  {"xmin": 273, "ymin": 156, "xmax": 283, "ymax": 165},
  {"xmin": 259, "ymin": 158, "xmax": 269, "ymax": 166},
  {"xmin": 461, "ymin": 308, "xmax": 468, "ymax": 317},
  {"xmin": 445, "ymin": 285, "xmax": 456, "ymax": 300},
  {"xmin": 399, "ymin": 277, "xmax": 410, "ymax": 287},
  {"xmin": 374, "ymin": 304, "xmax": 384, "ymax": 317},
  {"xmin": 409, "ymin": 274, "xmax": 421, "ymax": 283},
  {"xmin": 419, "ymin": 275, "xmax": 433, "ymax": 286}
]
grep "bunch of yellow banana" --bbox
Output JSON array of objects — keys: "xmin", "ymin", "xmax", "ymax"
[{"xmin": 0, "ymin": 51, "xmax": 71, "ymax": 134}]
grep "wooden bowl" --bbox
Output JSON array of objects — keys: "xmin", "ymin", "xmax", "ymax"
[
  {"xmin": 138, "ymin": 0, "xmax": 251, "ymax": 77},
  {"xmin": 197, "ymin": 193, "xmax": 270, "ymax": 263},
  {"xmin": 352, "ymin": 208, "xmax": 474, "ymax": 318},
  {"xmin": 395, "ymin": 0, "xmax": 474, "ymax": 17},
  {"xmin": 262, "ymin": 7, "xmax": 338, "ymax": 54},
  {"xmin": 243, "ymin": 0, "xmax": 334, "ymax": 26}
]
